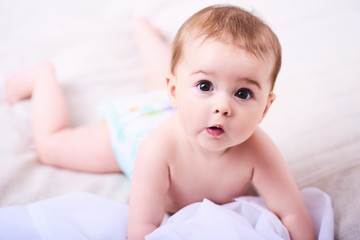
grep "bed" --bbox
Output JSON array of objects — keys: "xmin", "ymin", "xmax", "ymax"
[{"xmin": 0, "ymin": 0, "xmax": 359, "ymax": 239}]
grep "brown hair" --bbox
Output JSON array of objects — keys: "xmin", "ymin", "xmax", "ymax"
[{"xmin": 171, "ymin": 5, "xmax": 282, "ymax": 90}]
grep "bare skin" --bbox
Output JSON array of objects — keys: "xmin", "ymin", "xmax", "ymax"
[
  {"xmin": 5, "ymin": 62, "xmax": 120, "ymax": 173},
  {"xmin": 5, "ymin": 18, "xmax": 314, "ymax": 240}
]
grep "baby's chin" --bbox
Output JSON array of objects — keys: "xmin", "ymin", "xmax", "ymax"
[{"xmin": 196, "ymin": 138, "xmax": 235, "ymax": 153}]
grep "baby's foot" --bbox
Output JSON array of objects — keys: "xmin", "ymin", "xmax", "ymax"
[
  {"xmin": 133, "ymin": 18, "xmax": 171, "ymax": 90},
  {"xmin": 5, "ymin": 62, "xmax": 54, "ymax": 105},
  {"xmin": 133, "ymin": 17, "xmax": 167, "ymax": 47}
]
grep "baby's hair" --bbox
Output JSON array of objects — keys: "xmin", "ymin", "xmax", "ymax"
[{"xmin": 171, "ymin": 5, "xmax": 282, "ymax": 91}]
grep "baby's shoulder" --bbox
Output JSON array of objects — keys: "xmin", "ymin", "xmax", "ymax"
[
  {"xmin": 242, "ymin": 127, "xmax": 281, "ymax": 162},
  {"xmin": 247, "ymin": 127, "xmax": 275, "ymax": 146}
]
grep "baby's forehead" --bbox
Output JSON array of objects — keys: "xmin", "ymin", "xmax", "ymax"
[{"xmin": 184, "ymin": 34, "xmax": 274, "ymax": 63}]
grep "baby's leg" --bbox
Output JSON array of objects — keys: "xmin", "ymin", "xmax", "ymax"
[
  {"xmin": 133, "ymin": 18, "xmax": 171, "ymax": 91},
  {"xmin": 5, "ymin": 62, "xmax": 120, "ymax": 173}
]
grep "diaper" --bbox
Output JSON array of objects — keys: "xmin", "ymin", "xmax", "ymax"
[{"xmin": 99, "ymin": 91, "xmax": 176, "ymax": 179}]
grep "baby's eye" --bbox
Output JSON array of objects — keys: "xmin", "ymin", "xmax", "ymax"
[
  {"xmin": 197, "ymin": 81, "xmax": 213, "ymax": 92},
  {"xmin": 235, "ymin": 88, "xmax": 253, "ymax": 100}
]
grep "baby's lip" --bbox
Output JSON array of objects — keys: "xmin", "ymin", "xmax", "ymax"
[{"xmin": 206, "ymin": 125, "xmax": 225, "ymax": 137}]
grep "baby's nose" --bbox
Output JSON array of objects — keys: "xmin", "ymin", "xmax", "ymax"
[{"xmin": 212, "ymin": 102, "xmax": 232, "ymax": 116}]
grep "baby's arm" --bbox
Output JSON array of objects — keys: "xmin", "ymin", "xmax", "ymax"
[
  {"xmin": 251, "ymin": 129, "xmax": 315, "ymax": 240},
  {"xmin": 127, "ymin": 135, "xmax": 170, "ymax": 240}
]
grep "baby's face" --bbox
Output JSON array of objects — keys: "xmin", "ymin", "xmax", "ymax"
[{"xmin": 168, "ymin": 37, "xmax": 275, "ymax": 151}]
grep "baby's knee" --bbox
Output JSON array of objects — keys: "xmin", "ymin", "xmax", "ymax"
[{"xmin": 35, "ymin": 138, "xmax": 61, "ymax": 166}]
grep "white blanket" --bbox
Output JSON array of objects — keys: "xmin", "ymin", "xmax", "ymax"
[{"xmin": 0, "ymin": 188, "xmax": 333, "ymax": 240}]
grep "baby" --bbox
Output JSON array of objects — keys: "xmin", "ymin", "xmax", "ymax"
[{"xmin": 5, "ymin": 5, "xmax": 315, "ymax": 240}]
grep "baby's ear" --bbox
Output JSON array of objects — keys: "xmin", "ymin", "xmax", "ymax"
[
  {"xmin": 166, "ymin": 74, "xmax": 177, "ymax": 108},
  {"xmin": 261, "ymin": 93, "xmax": 276, "ymax": 119}
]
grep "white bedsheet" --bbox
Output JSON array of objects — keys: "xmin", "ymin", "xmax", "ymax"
[{"xmin": 0, "ymin": 188, "xmax": 333, "ymax": 240}]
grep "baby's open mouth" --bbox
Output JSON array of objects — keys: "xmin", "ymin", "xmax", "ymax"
[{"xmin": 206, "ymin": 125, "xmax": 224, "ymax": 137}]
